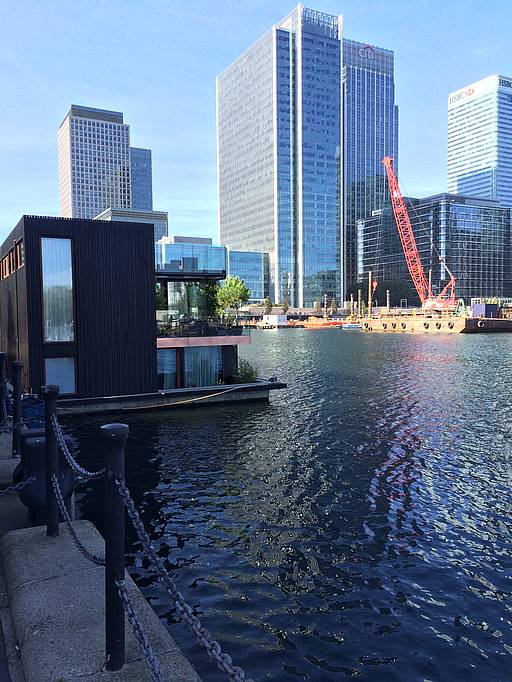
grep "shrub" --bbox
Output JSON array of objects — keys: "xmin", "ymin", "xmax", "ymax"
[{"xmin": 237, "ymin": 358, "xmax": 258, "ymax": 383}]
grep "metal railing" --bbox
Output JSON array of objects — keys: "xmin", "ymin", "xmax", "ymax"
[{"xmin": 42, "ymin": 384, "xmax": 252, "ymax": 681}]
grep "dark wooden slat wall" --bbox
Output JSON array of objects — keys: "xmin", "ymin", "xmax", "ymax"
[{"xmin": 2, "ymin": 216, "xmax": 157, "ymax": 398}]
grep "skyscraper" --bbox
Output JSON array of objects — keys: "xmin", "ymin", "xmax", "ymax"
[
  {"xmin": 130, "ymin": 147, "xmax": 153, "ymax": 210},
  {"xmin": 58, "ymin": 105, "xmax": 132, "ymax": 219},
  {"xmin": 217, "ymin": 5, "xmax": 343, "ymax": 307},
  {"xmin": 343, "ymin": 40, "xmax": 399, "ymax": 294},
  {"xmin": 447, "ymin": 75, "xmax": 512, "ymax": 208}
]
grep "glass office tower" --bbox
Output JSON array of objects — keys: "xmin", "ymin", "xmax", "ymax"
[
  {"xmin": 448, "ymin": 74, "xmax": 512, "ymax": 208},
  {"xmin": 58, "ymin": 105, "xmax": 132, "ymax": 219},
  {"xmin": 228, "ymin": 250, "xmax": 270, "ymax": 302},
  {"xmin": 217, "ymin": 5, "xmax": 343, "ymax": 307},
  {"xmin": 357, "ymin": 194, "xmax": 511, "ymax": 303},
  {"xmin": 343, "ymin": 40, "xmax": 399, "ymax": 295},
  {"xmin": 130, "ymin": 147, "xmax": 153, "ymax": 210}
]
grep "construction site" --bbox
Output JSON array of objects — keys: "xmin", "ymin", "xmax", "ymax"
[{"xmin": 355, "ymin": 157, "xmax": 512, "ymax": 334}]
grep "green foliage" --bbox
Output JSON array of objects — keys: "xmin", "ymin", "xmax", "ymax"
[
  {"xmin": 237, "ymin": 358, "xmax": 257, "ymax": 383},
  {"xmin": 330, "ymin": 298, "xmax": 338, "ymax": 314},
  {"xmin": 155, "ymin": 284, "xmax": 166, "ymax": 310},
  {"xmin": 199, "ymin": 281, "xmax": 221, "ymax": 317},
  {"xmin": 281, "ymin": 297, "xmax": 290, "ymax": 314},
  {"xmin": 218, "ymin": 276, "xmax": 250, "ymax": 314},
  {"xmin": 263, "ymin": 298, "xmax": 273, "ymax": 315}
]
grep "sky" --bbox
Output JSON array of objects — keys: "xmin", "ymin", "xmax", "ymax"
[{"xmin": 0, "ymin": 0, "xmax": 509, "ymax": 243}]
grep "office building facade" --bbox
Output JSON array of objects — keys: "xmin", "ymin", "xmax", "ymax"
[
  {"xmin": 448, "ymin": 74, "xmax": 512, "ymax": 208},
  {"xmin": 95, "ymin": 207, "xmax": 168, "ymax": 241},
  {"xmin": 357, "ymin": 194, "xmax": 511, "ymax": 304},
  {"xmin": 58, "ymin": 105, "xmax": 132, "ymax": 218},
  {"xmin": 217, "ymin": 5, "xmax": 343, "ymax": 307},
  {"xmin": 343, "ymin": 39, "xmax": 399, "ymax": 294},
  {"xmin": 130, "ymin": 147, "xmax": 153, "ymax": 210},
  {"xmin": 228, "ymin": 250, "xmax": 270, "ymax": 302}
]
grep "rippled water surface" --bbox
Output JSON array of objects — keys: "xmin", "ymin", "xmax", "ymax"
[{"xmin": 70, "ymin": 330, "xmax": 512, "ymax": 681}]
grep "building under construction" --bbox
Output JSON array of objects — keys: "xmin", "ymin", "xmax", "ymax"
[{"xmin": 357, "ymin": 193, "xmax": 511, "ymax": 305}]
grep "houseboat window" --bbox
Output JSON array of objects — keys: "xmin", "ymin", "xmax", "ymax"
[
  {"xmin": 16, "ymin": 240, "xmax": 24, "ymax": 268},
  {"xmin": 45, "ymin": 357, "xmax": 76, "ymax": 394},
  {"xmin": 41, "ymin": 238, "xmax": 74, "ymax": 342},
  {"xmin": 157, "ymin": 349, "xmax": 177, "ymax": 389},
  {"xmin": 184, "ymin": 346, "xmax": 222, "ymax": 388}
]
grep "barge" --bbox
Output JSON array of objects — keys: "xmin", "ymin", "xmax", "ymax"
[{"xmin": 360, "ymin": 316, "xmax": 512, "ymax": 334}]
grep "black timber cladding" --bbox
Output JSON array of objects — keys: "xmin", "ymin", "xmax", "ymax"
[{"xmin": 0, "ymin": 216, "xmax": 157, "ymax": 398}]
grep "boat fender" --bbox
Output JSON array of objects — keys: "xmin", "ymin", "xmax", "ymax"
[
  {"xmin": 401, "ymin": 322, "xmax": 406, "ymax": 330},
  {"xmin": 448, "ymin": 322, "xmax": 454, "ymax": 329},
  {"xmin": 392, "ymin": 322, "xmax": 397, "ymax": 329},
  {"xmin": 423, "ymin": 322, "xmax": 429, "ymax": 329},
  {"xmin": 364, "ymin": 322, "xmax": 369, "ymax": 329},
  {"xmin": 382, "ymin": 323, "xmax": 387, "ymax": 330},
  {"xmin": 478, "ymin": 320, "xmax": 485, "ymax": 329},
  {"xmin": 436, "ymin": 322, "xmax": 441, "ymax": 330}
]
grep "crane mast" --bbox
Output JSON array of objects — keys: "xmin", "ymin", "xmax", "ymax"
[{"xmin": 382, "ymin": 157, "xmax": 456, "ymax": 310}]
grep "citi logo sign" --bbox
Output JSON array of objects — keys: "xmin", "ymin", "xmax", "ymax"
[
  {"xmin": 358, "ymin": 44, "xmax": 375, "ymax": 59},
  {"xmin": 466, "ymin": 87, "xmax": 474, "ymax": 96}
]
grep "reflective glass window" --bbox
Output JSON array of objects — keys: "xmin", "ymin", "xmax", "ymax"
[
  {"xmin": 41, "ymin": 238, "xmax": 74, "ymax": 342},
  {"xmin": 45, "ymin": 357, "xmax": 76, "ymax": 394}
]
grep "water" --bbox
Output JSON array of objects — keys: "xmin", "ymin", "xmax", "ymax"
[{"xmin": 70, "ymin": 330, "xmax": 512, "ymax": 681}]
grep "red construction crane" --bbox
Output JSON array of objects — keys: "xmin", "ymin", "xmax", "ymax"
[{"xmin": 382, "ymin": 156, "xmax": 456, "ymax": 310}]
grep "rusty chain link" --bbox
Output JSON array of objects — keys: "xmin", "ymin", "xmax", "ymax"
[
  {"xmin": 0, "ymin": 475, "xmax": 36, "ymax": 495},
  {"xmin": 115, "ymin": 476, "xmax": 251, "ymax": 682},
  {"xmin": 51, "ymin": 415, "xmax": 105, "ymax": 480},
  {"xmin": 50, "ymin": 473, "xmax": 105, "ymax": 566},
  {"xmin": 115, "ymin": 578, "xmax": 164, "ymax": 682}
]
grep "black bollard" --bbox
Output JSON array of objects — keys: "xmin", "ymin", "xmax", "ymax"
[
  {"xmin": 42, "ymin": 385, "xmax": 60, "ymax": 536},
  {"xmin": 101, "ymin": 423, "xmax": 128, "ymax": 672},
  {"xmin": 0, "ymin": 353, "xmax": 7, "ymax": 431},
  {"xmin": 12, "ymin": 361, "xmax": 23, "ymax": 458}
]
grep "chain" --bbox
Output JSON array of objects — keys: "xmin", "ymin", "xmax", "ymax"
[
  {"xmin": 115, "ymin": 477, "xmax": 251, "ymax": 682},
  {"xmin": 115, "ymin": 578, "xmax": 164, "ymax": 682},
  {"xmin": 0, "ymin": 475, "xmax": 36, "ymax": 496},
  {"xmin": 50, "ymin": 473, "xmax": 105, "ymax": 566},
  {"xmin": 51, "ymin": 415, "xmax": 105, "ymax": 480}
]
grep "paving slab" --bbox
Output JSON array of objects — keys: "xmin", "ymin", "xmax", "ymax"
[{"xmin": 0, "ymin": 521, "xmax": 200, "ymax": 682}]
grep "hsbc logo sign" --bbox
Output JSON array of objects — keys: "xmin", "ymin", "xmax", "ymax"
[
  {"xmin": 449, "ymin": 87, "xmax": 476, "ymax": 105},
  {"xmin": 499, "ymin": 78, "xmax": 512, "ymax": 88}
]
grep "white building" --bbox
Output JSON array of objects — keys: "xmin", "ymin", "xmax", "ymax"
[
  {"xmin": 94, "ymin": 207, "xmax": 168, "ymax": 242},
  {"xmin": 448, "ymin": 74, "xmax": 512, "ymax": 208}
]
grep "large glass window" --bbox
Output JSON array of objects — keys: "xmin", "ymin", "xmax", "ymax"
[
  {"xmin": 184, "ymin": 347, "xmax": 222, "ymax": 388},
  {"xmin": 45, "ymin": 357, "xmax": 76, "ymax": 394},
  {"xmin": 157, "ymin": 349, "xmax": 177, "ymax": 389},
  {"xmin": 41, "ymin": 238, "xmax": 74, "ymax": 342}
]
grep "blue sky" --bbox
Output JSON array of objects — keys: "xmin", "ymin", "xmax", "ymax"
[{"xmin": 0, "ymin": 0, "xmax": 508, "ymax": 243}]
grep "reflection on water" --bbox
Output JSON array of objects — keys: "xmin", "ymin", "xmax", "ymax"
[{"xmin": 69, "ymin": 330, "xmax": 512, "ymax": 681}]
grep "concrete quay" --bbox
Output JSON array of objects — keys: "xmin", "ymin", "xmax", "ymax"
[{"xmin": 0, "ymin": 433, "xmax": 201, "ymax": 682}]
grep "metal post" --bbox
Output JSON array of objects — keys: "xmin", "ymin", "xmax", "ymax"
[
  {"xmin": 367, "ymin": 270, "xmax": 372, "ymax": 319},
  {"xmin": 350, "ymin": 294, "xmax": 354, "ymax": 317},
  {"xmin": 386, "ymin": 289, "xmax": 391, "ymax": 314},
  {"xmin": 42, "ymin": 385, "xmax": 59, "ymax": 536},
  {"xmin": 0, "ymin": 353, "xmax": 7, "ymax": 428},
  {"xmin": 12, "ymin": 361, "xmax": 23, "ymax": 459},
  {"xmin": 357, "ymin": 289, "xmax": 362, "ymax": 318},
  {"xmin": 102, "ymin": 423, "xmax": 128, "ymax": 672}
]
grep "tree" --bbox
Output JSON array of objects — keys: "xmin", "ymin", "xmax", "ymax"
[
  {"xmin": 217, "ymin": 276, "xmax": 250, "ymax": 322},
  {"xmin": 281, "ymin": 297, "xmax": 289, "ymax": 315},
  {"xmin": 263, "ymin": 298, "xmax": 273, "ymax": 315},
  {"xmin": 199, "ymin": 281, "xmax": 221, "ymax": 318},
  {"xmin": 330, "ymin": 298, "xmax": 338, "ymax": 314}
]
